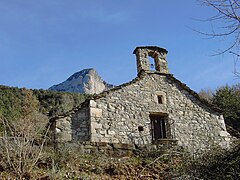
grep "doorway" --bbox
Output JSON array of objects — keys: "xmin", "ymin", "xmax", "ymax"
[{"xmin": 150, "ymin": 114, "xmax": 167, "ymax": 141}]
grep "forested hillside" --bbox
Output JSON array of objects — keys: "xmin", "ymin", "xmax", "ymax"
[{"xmin": 0, "ymin": 85, "xmax": 89, "ymax": 128}]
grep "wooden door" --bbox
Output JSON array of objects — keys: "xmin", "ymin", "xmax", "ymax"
[{"xmin": 150, "ymin": 115, "xmax": 166, "ymax": 141}]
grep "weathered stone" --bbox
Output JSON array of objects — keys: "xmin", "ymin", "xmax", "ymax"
[
  {"xmin": 90, "ymin": 108, "xmax": 102, "ymax": 118},
  {"xmin": 91, "ymin": 122, "xmax": 102, "ymax": 129},
  {"xmin": 113, "ymin": 143, "xmax": 135, "ymax": 150},
  {"xmin": 89, "ymin": 100, "xmax": 97, "ymax": 108},
  {"xmin": 219, "ymin": 130, "xmax": 229, "ymax": 137},
  {"xmin": 61, "ymin": 132, "xmax": 71, "ymax": 141},
  {"xmin": 52, "ymin": 46, "xmax": 231, "ymax": 155},
  {"xmin": 107, "ymin": 130, "xmax": 116, "ymax": 135},
  {"xmin": 56, "ymin": 128, "xmax": 62, "ymax": 133}
]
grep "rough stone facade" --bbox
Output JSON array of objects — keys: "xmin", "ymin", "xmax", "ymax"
[
  {"xmin": 133, "ymin": 46, "xmax": 169, "ymax": 74},
  {"xmin": 52, "ymin": 46, "xmax": 231, "ymax": 154},
  {"xmin": 54, "ymin": 106, "xmax": 90, "ymax": 142}
]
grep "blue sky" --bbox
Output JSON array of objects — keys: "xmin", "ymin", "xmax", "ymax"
[{"xmin": 0, "ymin": 0, "xmax": 238, "ymax": 92}]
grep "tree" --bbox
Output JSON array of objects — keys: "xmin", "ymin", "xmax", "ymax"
[
  {"xmin": 198, "ymin": 84, "xmax": 240, "ymax": 136},
  {"xmin": 198, "ymin": 0, "xmax": 240, "ymax": 53},
  {"xmin": 0, "ymin": 89, "xmax": 50, "ymax": 179},
  {"xmin": 198, "ymin": 88, "xmax": 214, "ymax": 102},
  {"xmin": 212, "ymin": 84, "xmax": 240, "ymax": 132},
  {"xmin": 197, "ymin": 0, "xmax": 240, "ymax": 77}
]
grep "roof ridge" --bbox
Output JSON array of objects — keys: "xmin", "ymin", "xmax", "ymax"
[{"xmin": 50, "ymin": 71, "xmax": 223, "ymax": 122}]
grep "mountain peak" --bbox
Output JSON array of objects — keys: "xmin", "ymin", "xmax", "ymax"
[
  {"xmin": 66, "ymin": 68, "xmax": 95, "ymax": 81},
  {"xmin": 49, "ymin": 68, "xmax": 114, "ymax": 94}
]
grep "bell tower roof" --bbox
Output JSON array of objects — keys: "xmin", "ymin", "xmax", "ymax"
[{"xmin": 133, "ymin": 46, "xmax": 168, "ymax": 54}]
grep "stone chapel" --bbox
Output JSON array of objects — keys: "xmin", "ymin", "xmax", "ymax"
[{"xmin": 51, "ymin": 46, "xmax": 231, "ymax": 153}]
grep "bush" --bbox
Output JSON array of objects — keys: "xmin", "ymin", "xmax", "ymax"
[{"xmin": 0, "ymin": 114, "xmax": 50, "ymax": 179}]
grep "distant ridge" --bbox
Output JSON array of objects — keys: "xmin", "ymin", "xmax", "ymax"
[{"xmin": 49, "ymin": 68, "xmax": 114, "ymax": 94}]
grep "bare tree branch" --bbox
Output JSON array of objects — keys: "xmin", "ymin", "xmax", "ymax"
[{"xmin": 197, "ymin": 0, "xmax": 240, "ymax": 77}]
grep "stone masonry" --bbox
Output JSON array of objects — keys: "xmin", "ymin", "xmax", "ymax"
[
  {"xmin": 53, "ymin": 106, "xmax": 90, "ymax": 142},
  {"xmin": 133, "ymin": 46, "xmax": 169, "ymax": 74},
  {"xmin": 52, "ymin": 46, "xmax": 231, "ymax": 154}
]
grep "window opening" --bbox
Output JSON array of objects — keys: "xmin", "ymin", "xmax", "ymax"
[
  {"xmin": 157, "ymin": 95, "xmax": 163, "ymax": 104},
  {"xmin": 150, "ymin": 114, "xmax": 167, "ymax": 141},
  {"xmin": 148, "ymin": 56, "xmax": 155, "ymax": 71},
  {"xmin": 138, "ymin": 126, "xmax": 144, "ymax": 132}
]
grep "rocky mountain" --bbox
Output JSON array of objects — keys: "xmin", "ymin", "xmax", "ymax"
[{"xmin": 49, "ymin": 68, "xmax": 114, "ymax": 94}]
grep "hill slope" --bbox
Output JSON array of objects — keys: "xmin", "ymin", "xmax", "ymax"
[{"xmin": 0, "ymin": 85, "xmax": 88, "ymax": 121}]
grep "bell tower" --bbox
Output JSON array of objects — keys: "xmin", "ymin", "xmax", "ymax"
[{"xmin": 133, "ymin": 46, "xmax": 169, "ymax": 74}]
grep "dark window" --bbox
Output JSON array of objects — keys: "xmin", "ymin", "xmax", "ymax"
[
  {"xmin": 138, "ymin": 126, "xmax": 144, "ymax": 132},
  {"xmin": 150, "ymin": 115, "xmax": 167, "ymax": 140},
  {"xmin": 157, "ymin": 95, "xmax": 163, "ymax": 104}
]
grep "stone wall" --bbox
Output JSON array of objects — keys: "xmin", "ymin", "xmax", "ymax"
[
  {"xmin": 89, "ymin": 72, "xmax": 231, "ymax": 153},
  {"xmin": 53, "ymin": 71, "xmax": 231, "ymax": 153},
  {"xmin": 133, "ymin": 46, "xmax": 169, "ymax": 74},
  {"xmin": 54, "ymin": 106, "xmax": 90, "ymax": 142},
  {"xmin": 56, "ymin": 141, "xmax": 135, "ymax": 155},
  {"xmin": 55, "ymin": 140, "xmax": 178, "ymax": 155}
]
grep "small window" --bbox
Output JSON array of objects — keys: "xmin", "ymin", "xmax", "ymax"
[
  {"xmin": 138, "ymin": 126, "xmax": 144, "ymax": 132},
  {"xmin": 157, "ymin": 95, "xmax": 163, "ymax": 104}
]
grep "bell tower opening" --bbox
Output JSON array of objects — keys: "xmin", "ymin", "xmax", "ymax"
[
  {"xmin": 133, "ymin": 46, "xmax": 169, "ymax": 75},
  {"xmin": 148, "ymin": 56, "xmax": 156, "ymax": 71}
]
